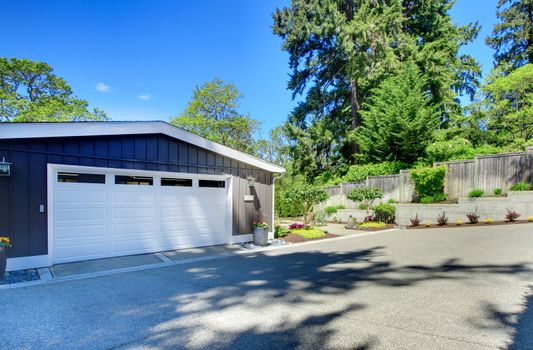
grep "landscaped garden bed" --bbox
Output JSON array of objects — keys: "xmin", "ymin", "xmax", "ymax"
[
  {"xmin": 276, "ymin": 224, "xmax": 338, "ymax": 243},
  {"xmin": 282, "ymin": 232, "xmax": 338, "ymax": 243},
  {"xmin": 407, "ymin": 219, "xmax": 532, "ymax": 229},
  {"xmin": 355, "ymin": 222, "xmax": 396, "ymax": 231}
]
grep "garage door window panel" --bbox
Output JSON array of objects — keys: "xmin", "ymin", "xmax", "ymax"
[
  {"xmin": 199, "ymin": 180, "xmax": 225, "ymax": 188},
  {"xmin": 115, "ymin": 175, "xmax": 153, "ymax": 185},
  {"xmin": 161, "ymin": 178, "xmax": 193, "ymax": 187},
  {"xmin": 58, "ymin": 172, "xmax": 106, "ymax": 184}
]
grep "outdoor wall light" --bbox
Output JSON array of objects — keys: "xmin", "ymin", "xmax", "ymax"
[
  {"xmin": 247, "ymin": 176, "xmax": 256, "ymax": 187},
  {"xmin": 0, "ymin": 157, "xmax": 11, "ymax": 176}
]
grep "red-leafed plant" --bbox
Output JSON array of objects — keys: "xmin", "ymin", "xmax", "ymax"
[
  {"xmin": 505, "ymin": 209, "xmax": 521, "ymax": 222},
  {"xmin": 289, "ymin": 223, "xmax": 305, "ymax": 230},
  {"xmin": 466, "ymin": 211, "xmax": 480, "ymax": 224},
  {"xmin": 410, "ymin": 214, "xmax": 420, "ymax": 227},
  {"xmin": 436, "ymin": 212, "xmax": 448, "ymax": 226}
]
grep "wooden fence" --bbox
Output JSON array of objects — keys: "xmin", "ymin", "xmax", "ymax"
[{"xmin": 317, "ymin": 146, "xmax": 533, "ymax": 209}]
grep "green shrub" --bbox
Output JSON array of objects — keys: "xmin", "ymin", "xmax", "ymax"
[
  {"xmin": 494, "ymin": 188, "xmax": 503, "ymax": 196},
  {"xmin": 468, "ymin": 188, "xmax": 484, "ymax": 198},
  {"xmin": 420, "ymin": 196, "xmax": 434, "ymax": 204},
  {"xmin": 342, "ymin": 161, "xmax": 406, "ymax": 183},
  {"xmin": 283, "ymin": 184, "xmax": 329, "ymax": 225},
  {"xmin": 510, "ymin": 182, "xmax": 532, "ymax": 191},
  {"xmin": 387, "ymin": 198, "xmax": 397, "ymax": 203},
  {"xmin": 347, "ymin": 187, "xmax": 384, "ymax": 210},
  {"xmin": 433, "ymin": 193, "xmax": 447, "ymax": 202},
  {"xmin": 324, "ymin": 204, "xmax": 346, "ymax": 214},
  {"xmin": 324, "ymin": 206, "xmax": 338, "ymax": 214},
  {"xmin": 411, "ymin": 166, "xmax": 446, "ymax": 200},
  {"xmin": 373, "ymin": 203, "xmax": 396, "ymax": 224},
  {"xmin": 274, "ymin": 226, "xmax": 289, "ymax": 238},
  {"xmin": 425, "ymin": 137, "xmax": 501, "ymax": 163},
  {"xmin": 419, "ymin": 193, "xmax": 447, "ymax": 204},
  {"xmin": 276, "ymin": 190, "xmax": 304, "ymax": 218}
]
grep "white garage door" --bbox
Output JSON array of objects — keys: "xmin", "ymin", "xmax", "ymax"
[{"xmin": 50, "ymin": 166, "xmax": 230, "ymax": 264}]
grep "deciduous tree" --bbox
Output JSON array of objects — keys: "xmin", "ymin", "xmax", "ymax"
[
  {"xmin": 0, "ymin": 58, "xmax": 108, "ymax": 122},
  {"xmin": 171, "ymin": 78, "xmax": 261, "ymax": 154}
]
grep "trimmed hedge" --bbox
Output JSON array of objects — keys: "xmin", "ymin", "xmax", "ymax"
[
  {"xmin": 410, "ymin": 166, "xmax": 446, "ymax": 202},
  {"xmin": 373, "ymin": 203, "xmax": 396, "ymax": 224}
]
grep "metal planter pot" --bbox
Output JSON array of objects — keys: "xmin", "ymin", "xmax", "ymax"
[
  {"xmin": 253, "ymin": 227, "xmax": 268, "ymax": 246},
  {"xmin": 0, "ymin": 246, "xmax": 6, "ymax": 281}
]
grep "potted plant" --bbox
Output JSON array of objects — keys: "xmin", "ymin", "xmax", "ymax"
[
  {"xmin": 252, "ymin": 221, "xmax": 269, "ymax": 246},
  {"xmin": 0, "ymin": 236, "xmax": 12, "ymax": 281}
]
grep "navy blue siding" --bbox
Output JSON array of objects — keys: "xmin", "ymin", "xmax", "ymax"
[{"xmin": 0, "ymin": 133, "xmax": 273, "ymax": 259}]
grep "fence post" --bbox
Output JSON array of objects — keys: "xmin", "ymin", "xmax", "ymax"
[
  {"xmin": 339, "ymin": 184, "xmax": 345, "ymax": 207},
  {"xmin": 525, "ymin": 146, "xmax": 533, "ymax": 185},
  {"xmin": 472, "ymin": 156, "xmax": 479, "ymax": 190},
  {"xmin": 399, "ymin": 170, "xmax": 408, "ymax": 203}
]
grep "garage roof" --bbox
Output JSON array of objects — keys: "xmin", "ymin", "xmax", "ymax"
[{"xmin": 0, "ymin": 121, "xmax": 286, "ymax": 173}]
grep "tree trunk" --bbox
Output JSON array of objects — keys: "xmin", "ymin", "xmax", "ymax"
[{"xmin": 350, "ymin": 79, "xmax": 360, "ymax": 155}]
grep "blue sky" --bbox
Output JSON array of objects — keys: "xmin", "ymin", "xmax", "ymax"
[{"xmin": 1, "ymin": 0, "xmax": 497, "ymax": 133}]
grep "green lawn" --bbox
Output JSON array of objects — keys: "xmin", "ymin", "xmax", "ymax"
[{"xmin": 290, "ymin": 227, "xmax": 326, "ymax": 239}]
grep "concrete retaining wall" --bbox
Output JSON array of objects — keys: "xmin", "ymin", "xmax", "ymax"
[
  {"xmin": 395, "ymin": 191, "xmax": 533, "ymax": 225},
  {"xmin": 333, "ymin": 209, "xmax": 374, "ymax": 223}
]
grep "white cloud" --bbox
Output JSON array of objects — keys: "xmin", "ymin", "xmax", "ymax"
[
  {"xmin": 96, "ymin": 82, "xmax": 111, "ymax": 93},
  {"xmin": 137, "ymin": 93, "xmax": 151, "ymax": 100}
]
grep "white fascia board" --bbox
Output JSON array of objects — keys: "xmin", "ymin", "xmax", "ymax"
[{"xmin": 0, "ymin": 121, "xmax": 286, "ymax": 173}]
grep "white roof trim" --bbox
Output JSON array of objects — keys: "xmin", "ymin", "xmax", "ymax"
[{"xmin": 0, "ymin": 121, "xmax": 286, "ymax": 173}]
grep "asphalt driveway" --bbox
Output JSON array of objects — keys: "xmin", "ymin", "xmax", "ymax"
[{"xmin": 1, "ymin": 224, "xmax": 533, "ymax": 350}]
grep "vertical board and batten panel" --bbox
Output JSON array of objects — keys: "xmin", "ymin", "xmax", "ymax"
[
  {"xmin": 0, "ymin": 147, "xmax": 10, "ymax": 251},
  {"xmin": 64, "ymin": 139, "xmax": 80, "ymax": 165},
  {"xmin": 94, "ymin": 137, "xmax": 110, "ymax": 168},
  {"xmin": 0, "ymin": 133, "xmax": 274, "ymax": 259},
  {"xmin": 80, "ymin": 138, "xmax": 95, "ymax": 167},
  {"xmin": 122, "ymin": 136, "xmax": 135, "ymax": 169},
  {"xmin": 444, "ymin": 160, "xmax": 474, "ymax": 199},
  {"xmin": 29, "ymin": 146, "xmax": 47, "ymax": 256},
  {"xmin": 11, "ymin": 144, "xmax": 31, "ymax": 258},
  {"xmin": 475, "ymin": 153, "xmax": 525, "ymax": 194},
  {"xmin": 157, "ymin": 136, "xmax": 169, "ymax": 172},
  {"xmin": 108, "ymin": 138, "xmax": 122, "ymax": 169}
]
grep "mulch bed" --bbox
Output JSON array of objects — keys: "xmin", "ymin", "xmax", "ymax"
[
  {"xmin": 281, "ymin": 232, "xmax": 338, "ymax": 244},
  {"xmin": 407, "ymin": 220, "xmax": 532, "ymax": 229}
]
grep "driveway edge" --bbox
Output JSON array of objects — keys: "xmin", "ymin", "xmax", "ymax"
[{"xmin": 0, "ymin": 228, "xmax": 399, "ymax": 290}]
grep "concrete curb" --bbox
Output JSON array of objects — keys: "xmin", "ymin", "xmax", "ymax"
[{"xmin": 0, "ymin": 228, "xmax": 399, "ymax": 290}]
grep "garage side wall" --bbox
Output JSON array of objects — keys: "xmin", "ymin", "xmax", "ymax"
[{"xmin": 0, "ymin": 134, "xmax": 273, "ymax": 258}]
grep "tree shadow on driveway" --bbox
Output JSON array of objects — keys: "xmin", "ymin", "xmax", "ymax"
[
  {"xmin": 471, "ymin": 287, "xmax": 533, "ymax": 350},
  {"xmin": 113, "ymin": 246, "xmax": 532, "ymax": 350},
  {"xmin": 1, "ymin": 245, "xmax": 531, "ymax": 350}
]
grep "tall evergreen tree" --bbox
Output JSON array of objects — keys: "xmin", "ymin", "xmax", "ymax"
[
  {"xmin": 487, "ymin": 0, "xmax": 533, "ymax": 72},
  {"xmin": 273, "ymin": 0, "xmax": 480, "ymax": 179},
  {"xmin": 355, "ymin": 61, "xmax": 439, "ymax": 164}
]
